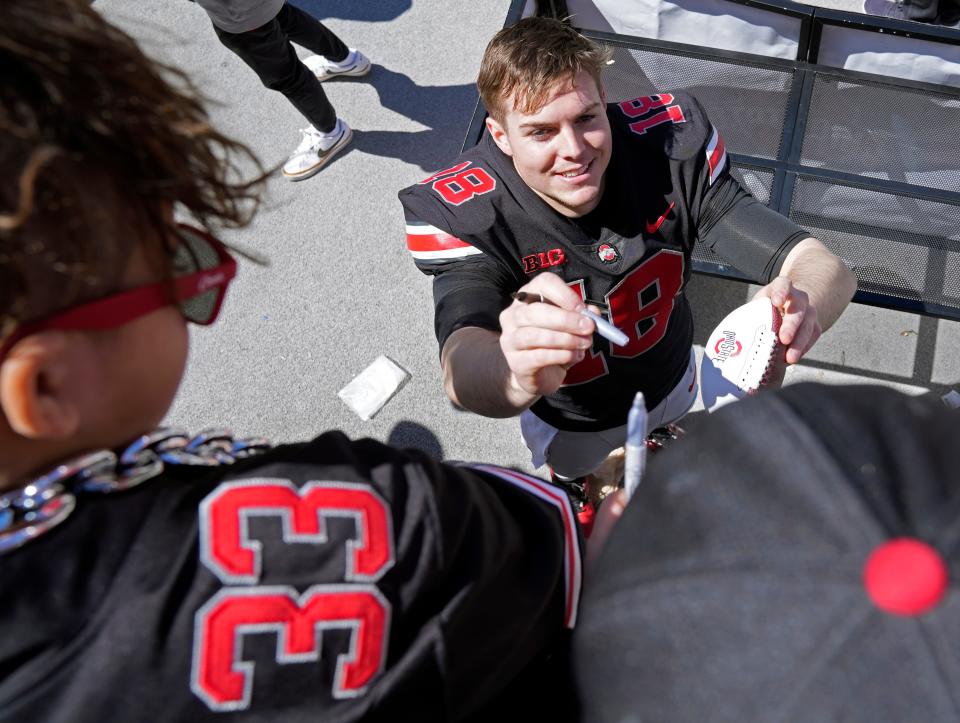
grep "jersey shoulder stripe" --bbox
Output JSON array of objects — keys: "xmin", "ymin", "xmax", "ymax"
[
  {"xmin": 467, "ymin": 464, "xmax": 583, "ymax": 629},
  {"xmin": 405, "ymin": 221, "xmax": 482, "ymax": 262},
  {"xmin": 705, "ymin": 124, "xmax": 728, "ymax": 185},
  {"xmin": 399, "ymin": 142, "xmax": 509, "ymax": 272}
]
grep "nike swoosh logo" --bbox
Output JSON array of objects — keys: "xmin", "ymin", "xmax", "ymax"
[{"xmin": 645, "ymin": 201, "xmax": 675, "ymax": 235}]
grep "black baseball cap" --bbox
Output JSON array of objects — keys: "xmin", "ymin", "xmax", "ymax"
[{"xmin": 575, "ymin": 383, "xmax": 960, "ymax": 722}]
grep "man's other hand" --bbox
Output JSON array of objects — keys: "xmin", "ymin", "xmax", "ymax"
[{"xmin": 754, "ymin": 275, "xmax": 822, "ymax": 365}]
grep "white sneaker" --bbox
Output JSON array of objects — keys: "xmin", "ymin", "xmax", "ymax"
[
  {"xmin": 304, "ymin": 49, "xmax": 371, "ymax": 82},
  {"xmin": 282, "ymin": 119, "xmax": 353, "ymax": 181}
]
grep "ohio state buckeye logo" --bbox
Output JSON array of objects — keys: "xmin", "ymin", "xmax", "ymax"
[
  {"xmin": 597, "ymin": 244, "xmax": 620, "ymax": 264},
  {"xmin": 714, "ymin": 331, "xmax": 742, "ymax": 360}
]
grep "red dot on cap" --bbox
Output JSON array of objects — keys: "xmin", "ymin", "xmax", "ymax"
[{"xmin": 864, "ymin": 538, "xmax": 949, "ymax": 616}]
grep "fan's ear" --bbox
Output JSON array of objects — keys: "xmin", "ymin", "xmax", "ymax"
[{"xmin": 0, "ymin": 332, "xmax": 88, "ymax": 440}]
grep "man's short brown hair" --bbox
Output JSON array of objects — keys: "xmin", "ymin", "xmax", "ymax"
[{"xmin": 477, "ymin": 17, "xmax": 612, "ymax": 123}]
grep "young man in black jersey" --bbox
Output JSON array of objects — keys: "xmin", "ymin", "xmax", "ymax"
[
  {"xmin": 0, "ymin": 3, "xmax": 586, "ymax": 720},
  {"xmin": 399, "ymin": 18, "xmax": 856, "ymax": 509}
]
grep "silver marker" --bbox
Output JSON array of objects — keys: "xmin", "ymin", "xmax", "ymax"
[
  {"xmin": 623, "ymin": 391, "xmax": 647, "ymax": 500},
  {"xmin": 511, "ymin": 292, "xmax": 629, "ymax": 347},
  {"xmin": 579, "ymin": 308, "xmax": 629, "ymax": 347}
]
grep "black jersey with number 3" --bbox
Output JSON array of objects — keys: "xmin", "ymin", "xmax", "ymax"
[
  {"xmin": 399, "ymin": 91, "xmax": 807, "ymax": 432},
  {"xmin": 0, "ymin": 432, "xmax": 581, "ymax": 722}
]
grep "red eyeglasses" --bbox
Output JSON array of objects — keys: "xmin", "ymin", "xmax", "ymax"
[{"xmin": 0, "ymin": 224, "xmax": 236, "ymax": 360}]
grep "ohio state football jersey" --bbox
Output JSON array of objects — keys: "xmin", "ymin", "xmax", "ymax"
[
  {"xmin": 0, "ymin": 432, "xmax": 581, "ymax": 722},
  {"xmin": 399, "ymin": 91, "xmax": 807, "ymax": 432}
]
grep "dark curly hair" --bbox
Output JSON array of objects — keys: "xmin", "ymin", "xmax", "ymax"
[{"xmin": 0, "ymin": 0, "xmax": 267, "ymax": 340}]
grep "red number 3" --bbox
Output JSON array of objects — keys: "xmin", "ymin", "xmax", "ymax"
[
  {"xmin": 563, "ymin": 250, "xmax": 685, "ymax": 386},
  {"xmin": 192, "ymin": 585, "xmax": 390, "ymax": 711},
  {"xmin": 191, "ymin": 480, "xmax": 394, "ymax": 711}
]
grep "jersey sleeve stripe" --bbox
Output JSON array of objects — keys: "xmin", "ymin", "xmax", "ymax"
[
  {"xmin": 465, "ymin": 464, "xmax": 583, "ymax": 629},
  {"xmin": 409, "ymin": 246, "xmax": 484, "ymax": 261},
  {"xmin": 405, "ymin": 222, "xmax": 450, "ymax": 236},
  {"xmin": 406, "ymin": 225, "xmax": 483, "ymax": 261},
  {"xmin": 706, "ymin": 126, "xmax": 728, "ymax": 186}
]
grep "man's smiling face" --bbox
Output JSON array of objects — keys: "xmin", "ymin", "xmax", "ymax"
[{"xmin": 486, "ymin": 70, "xmax": 612, "ymax": 218}]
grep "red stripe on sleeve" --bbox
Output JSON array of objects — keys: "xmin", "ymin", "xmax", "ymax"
[
  {"xmin": 406, "ymin": 231, "xmax": 474, "ymax": 253},
  {"xmin": 708, "ymin": 134, "xmax": 726, "ymax": 177}
]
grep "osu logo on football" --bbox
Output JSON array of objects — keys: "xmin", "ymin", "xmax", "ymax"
[{"xmin": 714, "ymin": 331, "xmax": 743, "ymax": 360}]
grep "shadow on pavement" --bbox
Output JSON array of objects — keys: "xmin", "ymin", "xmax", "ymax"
[
  {"xmin": 388, "ymin": 420, "xmax": 445, "ymax": 460},
  {"xmin": 346, "ymin": 65, "xmax": 477, "ymax": 172}
]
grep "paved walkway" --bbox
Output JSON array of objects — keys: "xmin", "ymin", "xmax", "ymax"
[{"xmin": 97, "ymin": 0, "xmax": 959, "ymax": 470}]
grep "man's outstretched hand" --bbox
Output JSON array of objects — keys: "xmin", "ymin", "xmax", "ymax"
[{"xmin": 499, "ymin": 272, "xmax": 596, "ymax": 398}]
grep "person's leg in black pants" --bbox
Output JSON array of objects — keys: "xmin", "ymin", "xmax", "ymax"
[
  {"xmin": 214, "ymin": 14, "xmax": 337, "ymax": 133},
  {"xmin": 211, "ymin": 2, "xmax": 366, "ymax": 180},
  {"xmin": 273, "ymin": 3, "xmax": 349, "ymax": 64}
]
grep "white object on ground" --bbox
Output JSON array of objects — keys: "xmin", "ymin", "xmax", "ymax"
[{"xmin": 338, "ymin": 355, "xmax": 410, "ymax": 421}]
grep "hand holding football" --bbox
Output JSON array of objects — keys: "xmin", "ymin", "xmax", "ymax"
[{"xmin": 700, "ymin": 296, "xmax": 787, "ymax": 413}]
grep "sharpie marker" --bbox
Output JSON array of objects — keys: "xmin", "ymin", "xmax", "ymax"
[
  {"xmin": 511, "ymin": 292, "xmax": 630, "ymax": 347},
  {"xmin": 623, "ymin": 391, "xmax": 648, "ymax": 500}
]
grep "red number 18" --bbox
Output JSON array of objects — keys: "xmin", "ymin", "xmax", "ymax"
[
  {"xmin": 420, "ymin": 161, "xmax": 496, "ymax": 205},
  {"xmin": 563, "ymin": 250, "xmax": 684, "ymax": 386}
]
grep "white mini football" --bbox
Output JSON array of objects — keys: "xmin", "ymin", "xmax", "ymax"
[{"xmin": 700, "ymin": 297, "xmax": 786, "ymax": 413}]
